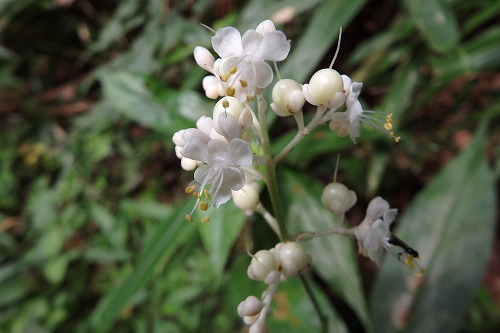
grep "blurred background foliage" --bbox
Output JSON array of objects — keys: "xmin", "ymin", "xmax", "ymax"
[{"xmin": 0, "ymin": 0, "xmax": 499, "ymax": 332}]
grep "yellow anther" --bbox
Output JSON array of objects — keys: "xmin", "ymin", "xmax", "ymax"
[
  {"xmin": 185, "ymin": 185, "xmax": 195, "ymax": 194},
  {"xmin": 199, "ymin": 201, "xmax": 209, "ymax": 211},
  {"xmin": 239, "ymin": 79, "xmax": 247, "ymax": 88},
  {"xmin": 246, "ymin": 94, "xmax": 253, "ymax": 101},
  {"xmin": 200, "ymin": 216, "xmax": 210, "ymax": 223},
  {"xmin": 185, "ymin": 214, "xmax": 193, "ymax": 222},
  {"xmin": 222, "ymin": 99, "xmax": 229, "ymax": 108},
  {"xmin": 220, "ymin": 72, "xmax": 230, "ymax": 82},
  {"xmin": 229, "ymin": 66, "xmax": 237, "ymax": 74},
  {"xmin": 384, "ymin": 122, "xmax": 393, "ymax": 131},
  {"xmin": 404, "ymin": 255, "xmax": 415, "ymax": 269},
  {"xmin": 193, "ymin": 191, "xmax": 201, "ymax": 198},
  {"xmin": 390, "ymin": 132, "xmax": 401, "ymax": 143},
  {"xmin": 203, "ymin": 189, "xmax": 210, "ymax": 200},
  {"xmin": 226, "ymin": 87, "xmax": 235, "ymax": 96}
]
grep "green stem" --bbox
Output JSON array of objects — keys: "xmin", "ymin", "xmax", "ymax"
[{"xmin": 257, "ymin": 94, "xmax": 288, "ymax": 241}]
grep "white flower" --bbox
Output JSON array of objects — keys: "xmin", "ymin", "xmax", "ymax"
[
  {"xmin": 302, "ymin": 69, "xmax": 346, "ymax": 107},
  {"xmin": 211, "ymin": 20, "xmax": 291, "ymax": 101},
  {"xmin": 328, "ymin": 75, "xmax": 400, "ymax": 143},
  {"xmin": 354, "ymin": 196, "xmax": 398, "ymax": 266},
  {"xmin": 181, "ymin": 131, "xmax": 253, "ymax": 208},
  {"xmin": 321, "ymin": 182, "xmax": 357, "ymax": 222}
]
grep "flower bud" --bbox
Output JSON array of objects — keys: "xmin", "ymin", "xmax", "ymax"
[
  {"xmin": 202, "ymin": 75, "xmax": 223, "ymax": 99},
  {"xmin": 237, "ymin": 296, "xmax": 263, "ymax": 317},
  {"xmin": 276, "ymin": 242, "xmax": 311, "ymax": 278},
  {"xmin": 213, "ymin": 96, "xmax": 244, "ymax": 133},
  {"xmin": 271, "ymin": 79, "xmax": 305, "ymax": 117},
  {"xmin": 306, "ymin": 68, "xmax": 343, "ymax": 106},
  {"xmin": 247, "ymin": 249, "xmax": 279, "ymax": 282},
  {"xmin": 321, "ymin": 182, "xmax": 357, "ymax": 217},
  {"xmin": 194, "ymin": 46, "xmax": 215, "ymax": 70},
  {"xmin": 232, "ymin": 181, "xmax": 260, "ymax": 215}
]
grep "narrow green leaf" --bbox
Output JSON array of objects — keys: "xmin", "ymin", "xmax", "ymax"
[
  {"xmin": 403, "ymin": 0, "xmax": 460, "ymax": 52},
  {"xmin": 198, "ymin": 201, "xmax": 246, "ymax": 276},
  {"xmin": 370, "ymin": 124, "xmax": 496, "ymax": 333},
  {"xmin": 282, "ymin": 170, "xmax": 372, "ymax": 332},
  {"xmin": 90, "ymin": 200, "xmax": 197, "ymax": 332}
]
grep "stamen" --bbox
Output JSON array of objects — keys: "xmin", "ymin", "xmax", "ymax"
[
  {"xmin": 220, "ymin": 72, "xmax": 230, "ymax": 82},
  {"xmin": 246, "ymin": 95, "xmax": 253, "ymax": 101},
  {"xmin": 201, "ymin": 216, "xmax": 210, "ymax": 223},
  {"xmin": 199, "ymin": 201, "xmax": 209, "ymax": 211},
  {"xmin": 222, "ymin": 99, "xmax": 229, "ymax": 108},
  {"xmin": 229, "ymin": 66, "xmax": 237, "ymax": 74},
  {"xmin": 193, "ymin": 191, "xmax": 201, "ymax": 198},
  {"xmin": 185, "ymin": 214, "xmax": 193, "ymax": 222},
  {"xmin": 226, "ymin": 87, "xmax": 235, "ymax": 96},
  {"xmin": 185, "ymin": 185, "xmax": 195, "ymax": 193},
  {"xmin": 240, "ymin": 79, "xmax": 248, "ymax": 88},
  {"xmin": 203, "ymin": 189, "xmax": 210, "ymax": 200}
]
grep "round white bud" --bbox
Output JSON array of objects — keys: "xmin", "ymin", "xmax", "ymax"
[
  {"xmin": 237, "ymin": 296, "xmax": 263, "ymax": 317},
  {"xmin": 213, "ymin": 96, "xmax": 244, "ymax": 132},
  {"xmin": 202, "ymin": 76, "xmax": 223, "ymax": 99},
  {"xmin": 276, "ymin": 242, "xmax": 311, "ymax": 278},
  {"xmin": 271, "ymin": 79, "xmax": 305, "ymax": 117},
  {"xmin": 180, "ymin": 157, "xmax": 198, "ymax": 171},
  {"xmin": 307, "ymin": 69, "xmax": 343, "ymax": 105},
  {"xmin": 232, "ymin": 182, "xmax": 260, "ymax": 215},
  {"xmin": 247, "ymin": 249, "xmax": 279, "ymax": 282},
  {"xmin": 321, "ymin": 182, "xmax": 357, "ymax": 217}
]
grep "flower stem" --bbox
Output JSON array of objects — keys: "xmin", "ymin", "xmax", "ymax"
[{"xmin": 257, "ymin": 94, "xmax": 288, "ymax": 241}]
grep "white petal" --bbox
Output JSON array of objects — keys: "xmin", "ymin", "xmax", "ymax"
[
  {"xmin": 255, "ymin": 31, "xmax": 290, "ymax": 61},
  {"xmin": 206, "ymin": 139, "xmax": 229, "ymax": 165},
  {"xmin": 212, "ymin": 183, "xmax": 233, "ymax": 208},
  {"xmin": 212, "ymin": 27, "xmax": 244, "ymax": 58},
  {"xmin": 181, "ymin": 137, "xmax": 209, "ymax": 162},
  {"xmin": 256, "ymin": 20, "xmax": 277, "ymax": 35},
  {"xmin": 366, "ymin": 196, "xmax": 390, "ymax": 220},
  {"xmin": 182, "ymin": 128, "xmax": 210, "ymax": 144},
  {"xmin": 223, "ymin": 167, "xmax": 246, "ymax": 190},
  {"xmin": 217, "ymin": 113, "xmax": 241, "ymax": 141},
  {"xmin": 253, "ymin": 61, "xmax": 273, "ymax": 88},
  {"xmin": 194, "ymin": 164, "xmax": 215, "ymax": 184},
  {"xmin": 226, "ymin": 139, "xmax": 253, "ymax": 166},
  {"xmin": 241, "ymin": 30, "xmax": 264, "ymax": 58}
]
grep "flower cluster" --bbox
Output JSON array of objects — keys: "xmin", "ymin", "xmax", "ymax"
[
  {"xmin": 172, "ymin": 19, "xmax": 420, "ymax": 331},
  {"xmin": 238, "ymin": 241, "xmax": 311, "ymax": 333}
]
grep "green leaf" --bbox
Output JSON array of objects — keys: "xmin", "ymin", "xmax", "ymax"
[
  {"xmin": 370, "ymin": 124, "xmax": 496, "ymax": 333},
  {"xmin": 282, "ymin": 170, "xmax": 372, "ymax": 332},
  {"xmin": 198, "ymin": 201, "xmax": 246, "ymax": 276},
  {"xmin": 99, "ymin": 71, "xmax": 193, "ymax": 133},
  {"xmin": 268, "ymin": 276, "xmax": 348, "ymax": 333},
  {"xmin": 90, "ymin": 200, "xmax": 197, "ymax": 332},
  {"xmin": 403, "ymin": 0, "xmax": 460, "ymax": 52}
]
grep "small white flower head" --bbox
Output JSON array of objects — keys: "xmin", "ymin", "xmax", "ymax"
[
  {"xmin": 321, "ymin": 182, "xmax": 357, "ymax": 222},
  {"xmin": 211, "ymin": 20, "xmax": 291, "ymax": 101},
  {"xmin": 232, "ymin": 180, "xmax": 260, "ymax": 215},
  {"xmin": 270, "ymin": 79, "xmax": 305, "ymax": 117},
  {"xmin": 247, "ymin": 249, "xmax": 280, "ymax": 284},
  {"xmin": 354, "ymin": 196, "xmax": 398, "ymax": 266},
  {"xmin": 275, "ymin": 241, "xmax": 312, "ymax": 279},
  {"xmin": 180, "ymin": 120, "xmax": 253, "ymax": 208},
  {"xmin": 329, "ymin": 75, "xmax": 400, "ymax": 143},
  {"xmin": 302, "ymin": 68, "xmax": 345, "ymax": 107}
]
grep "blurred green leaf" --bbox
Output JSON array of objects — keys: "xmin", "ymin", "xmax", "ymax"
[
  {"xmin": 268, "ymin": 276, "xmax": 348, "ymax": 333},
  {"xmin": 403, "ymin": 0, "xmax": 460, "ymax": 52},
  {"xmin": 280, "ymin": 0, "xmax": 368, "ymax": 82},
  {"xmin": 283, "ymin": 170, "xmax": 371, "ymax": 332},
  {"xmin": 370, "ymin": 123, "xmax": 496, "ymax": 333},
  {"xmin": 90, "ymin": 200, "xmax": 197, "ymax": 332},
  {"xmin": 198, "ymin": 201, "xmax": 246, "ymax": 276},
  {"xmin": 432, "ymin": 26, "xmax": 500, "ymax": 79}
]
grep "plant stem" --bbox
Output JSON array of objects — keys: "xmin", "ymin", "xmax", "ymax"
[{"xmin": 257, "ymin": 94, "xmax": 288, "ymax": 241}]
